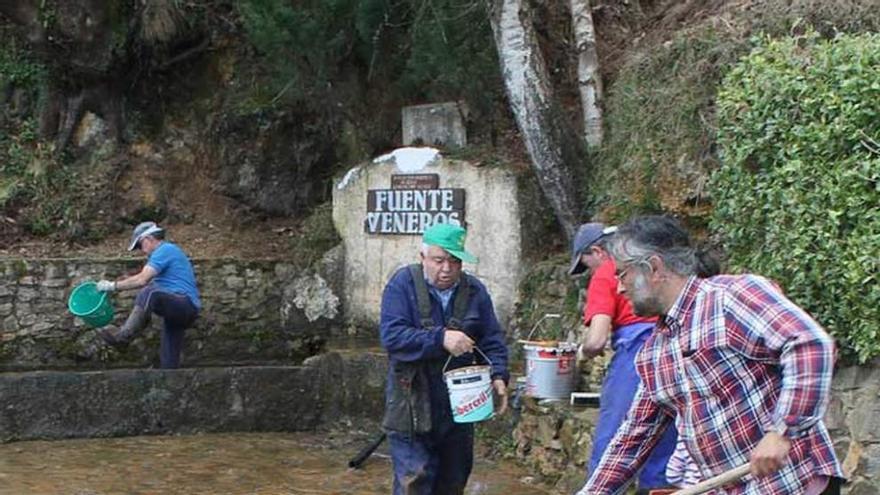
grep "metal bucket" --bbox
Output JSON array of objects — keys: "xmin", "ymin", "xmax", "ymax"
[{"xmin": 523, "ymin": 342, "xmax": 577, "ymax": 399}]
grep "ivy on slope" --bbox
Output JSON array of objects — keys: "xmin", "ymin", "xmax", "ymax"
[{"xmin": 713, "ymin": 32, "xmax": 880, "ymax": 363}]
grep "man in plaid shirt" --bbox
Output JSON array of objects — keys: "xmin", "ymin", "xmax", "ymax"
[{"xmin": 577, "ymin": 215, "xmax": 844, "ymax": 495}]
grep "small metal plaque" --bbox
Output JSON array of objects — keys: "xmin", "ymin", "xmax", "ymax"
[{"xmin": 391, "ymin": 174, "xmax": 440, "ymax": 190}]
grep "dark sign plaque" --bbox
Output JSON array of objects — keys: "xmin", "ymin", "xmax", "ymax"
[
  {"xmin": 365, "ymin": 188, "xmax": 466, "ymax": 235},
  {"xmin": 391, "ymin": 174, "xmax": 439, "ymax": 190}
]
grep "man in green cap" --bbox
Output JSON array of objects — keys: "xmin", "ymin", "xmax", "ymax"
[{"xmin": 380, "ymin": 222, "xmax": 509, "ymax": 495}]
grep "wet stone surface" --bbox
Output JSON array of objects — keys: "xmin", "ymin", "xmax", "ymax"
[{"xmin": 0, "ymin": 431, "xmax": 553, "ymax": 495}]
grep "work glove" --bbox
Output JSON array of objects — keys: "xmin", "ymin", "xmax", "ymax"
[{"xmin": 96, "ymin": 280, "xmax": 117, "ymax": 292}]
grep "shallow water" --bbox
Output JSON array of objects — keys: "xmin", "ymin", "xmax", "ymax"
[{"xmin": 0, "ymin": 432, "xmax": 552, "ymax": 495}]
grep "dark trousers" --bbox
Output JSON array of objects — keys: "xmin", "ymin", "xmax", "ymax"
[
  {"xmin": 822, "ymin": 477, "xmax": 843, "ymax": 495},
  {"xmin": 388, "ymin": 421, "xmax": 474, "ymax": 495},
  {"xmin": 135, "ymin": 284, "xmax": 198, "ymax": 369}
]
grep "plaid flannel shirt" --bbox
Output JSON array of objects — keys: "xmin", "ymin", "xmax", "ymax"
[{"xmin": 579, "ymin": 275, "xmax": 843, "ymax": 495}]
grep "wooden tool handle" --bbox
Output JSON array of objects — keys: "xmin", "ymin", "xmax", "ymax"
[{"xmin": 671, "ymin": 463, "xmax": 751, "ymax": 495}]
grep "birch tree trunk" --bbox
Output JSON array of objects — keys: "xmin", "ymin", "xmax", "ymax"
[
  {"xmin": 570, "ymin": 0, "xmax": 603, "ymax": 147},
  {"xmin": 487, "ymin": 0, "xmax": 585, "ymax": 240}
]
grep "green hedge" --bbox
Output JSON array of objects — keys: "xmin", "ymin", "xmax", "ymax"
[{"xmin": 712, "ymin": 32, "xmax": 880, "ymax": 362}]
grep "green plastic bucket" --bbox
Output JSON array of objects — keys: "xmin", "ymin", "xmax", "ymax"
[{"xmin": 68, "ymin": 281, "xmax": 114, "ymax": 328}]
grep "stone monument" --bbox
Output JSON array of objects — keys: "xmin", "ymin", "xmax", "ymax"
[
  {"xmin": 332, "ymin": 147, "xmax": 521, "ymax": 327},
  {"xmin": 401, "ymin": 102, "xmax": 467, "ymax": 149}
]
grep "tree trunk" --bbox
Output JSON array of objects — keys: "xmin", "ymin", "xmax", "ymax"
[
  {"xmin": 487, "ymin": 0, "xmax": 585, "ymax": 241},
  {"xmin": 571, "ymin": 0, "xmax": 603, "ymax": 147}
]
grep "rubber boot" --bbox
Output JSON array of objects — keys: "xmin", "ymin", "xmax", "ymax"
[{"xmin": 98, "ymin": 306, "xmax": 151, "ymax": 346}]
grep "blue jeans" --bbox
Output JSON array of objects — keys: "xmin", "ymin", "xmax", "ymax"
[
  {"xmin": 388, "ymin": 420, "xmax": 473, "ymax": 495},
  {"xmin": 135, "ymin": 284, "xmax": 198, "ymax": 369},
  {"xmin": 587, "ymin": 322, "xmax": 677, "ymax": 490}
]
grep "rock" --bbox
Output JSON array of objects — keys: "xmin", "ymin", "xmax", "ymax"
[
  {"xmin": 73, "ymin": 112, "xmax": 109, "ymax": 148},
  {"xmin": 281, "ymin": 273, "xmax": 340, "ymax": 327},
  {"xmin": 843, "ymin": 439, "xmax": 863, "ymax": 480},
  {"xmin": 848, "ymin": 480, "xmax": 880, "ymax": 495},
  {"xmin": 401, "ymin": 102, "xmax": 467, "ymax": 149},
  {"xmin": 215, "ymin": 112, "xmax": 338, "ymax": 216}
]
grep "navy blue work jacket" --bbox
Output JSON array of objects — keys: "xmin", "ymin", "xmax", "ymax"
[{"xmin": 380, "ymin": 266, "xmax": 510, "ymax": 423}]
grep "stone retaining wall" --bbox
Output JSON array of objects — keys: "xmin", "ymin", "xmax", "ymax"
[
  {"xmin": 0, "ymin": 350, "xmax": 386, "ymax": 442},
  {"xmin": 0, "ymin": 255, "xmax": 344, "ymax": 370}
]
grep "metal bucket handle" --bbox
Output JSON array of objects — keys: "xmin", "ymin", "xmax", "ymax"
[
  {"xmin": 525, "ymin": 313, "xmax": 563, "ymax": 341},
  {"xmin": 443, "ymin": 346, "xmax": 493, "ymax": 375}
]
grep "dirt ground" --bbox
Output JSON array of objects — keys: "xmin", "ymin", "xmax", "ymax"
[
  {"xmin": 0, "ymin": 218, "xmax": 300, "ymax": 260},
  {"xmin": 0, "ymin": 168, "xmax": 307, "ymax": 260}
]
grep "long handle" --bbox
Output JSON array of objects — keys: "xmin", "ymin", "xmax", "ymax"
[
  {"xmin": 525, "ymin": 313, "xmax": 562, "ymax": 341},
  {"xmin": 671, "ymin": 463, "xmax": 750, "ymax": 495},
  {"xmin": 348, "ymin": 432, "xmax": 387, "ymax": 469}
]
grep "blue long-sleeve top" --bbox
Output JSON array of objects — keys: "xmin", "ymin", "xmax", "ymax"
[{"xmin": 379, "ymin": 266, "xmax": 510, "ymax": 419}]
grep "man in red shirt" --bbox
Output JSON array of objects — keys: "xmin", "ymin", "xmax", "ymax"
[{"xmin": 569, "ymin": 222, "xmax": 677, "ymax": 493}]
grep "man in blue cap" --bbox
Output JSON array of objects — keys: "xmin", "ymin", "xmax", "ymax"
[
  {"xmin": 94, "ymin": 221, "xmax": 201, "ymax": 369},
  {"xmin": 569, "ymin": 222, "xmax": 676, "ymax": 494},
  {"xmin": 380, "ymin": 222, "xmax": 509, "ymax": 495}
]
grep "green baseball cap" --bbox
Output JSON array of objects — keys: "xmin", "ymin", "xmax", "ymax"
[{"xmin": 422, "ymin": 223, "xmax": 478, "ymax": 263}]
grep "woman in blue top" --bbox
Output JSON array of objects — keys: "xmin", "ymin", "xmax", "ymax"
[{"xmin": 96, "ymin": 221, "xmax": 201, "ymax": 368}]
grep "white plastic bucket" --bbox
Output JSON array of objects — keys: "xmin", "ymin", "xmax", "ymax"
[
  {"xmin": 444, "ymin": 365, "xmax": 494, "ymax": 423},
  {"xmin": 523, "ymin": 342, "xmax": 577, "ymax": 399},
  {"xmin": 443, "ymin": 347, "xmax": 495, "ymax": 423}
]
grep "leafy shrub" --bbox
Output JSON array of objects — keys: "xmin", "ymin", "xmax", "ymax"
[
  {"xmin": 0, "ymin": 45, "xmax": 44, "ymax": 88},
  {"xmin": 712, "ymin": 32, "xmax": 880, "ymax": 362}
]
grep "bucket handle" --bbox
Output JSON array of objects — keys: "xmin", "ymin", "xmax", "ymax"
[
  {"xmin": 525, "ymin": 313, "xmax": 563, "ymax": 341},
  {"xmin": 443, "ymin": 346, "xmax": 493, "ymax": 375}
]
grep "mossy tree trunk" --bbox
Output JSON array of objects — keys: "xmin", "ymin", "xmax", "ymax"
[
  {"xmin": 571, "ymin": 0, "xmax": 603, "ymax": 148},
  {"xmin": 487, "ymin": 0, "xmax": 586, "ymax": 241}
]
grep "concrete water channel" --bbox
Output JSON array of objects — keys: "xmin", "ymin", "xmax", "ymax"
[
  {"xmin": 0, "ymin": 343, "xmax": 552, "ymax": 494},
  {"xmin": 0, "ymin": 432, "xmax": 552, "ymax": 494}
]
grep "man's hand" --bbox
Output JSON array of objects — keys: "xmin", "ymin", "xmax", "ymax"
[
  {"xmin": 443, "ymin": 329, "xmax": 474, "ymax": 356},
  {"xmin": 493, "ymin": 379, "xmax": 508, "ymax": 415},
  {"xmin": 750, "ymin": 431, "xmax": 791, "ymax": 477},
  {"xmin": 96, "ymin": 280, "xmax": 116, "ymax": 292}
]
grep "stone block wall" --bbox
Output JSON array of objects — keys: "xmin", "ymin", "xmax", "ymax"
[
  {"xmin": 512, "ymin": 398, "xmax": 599, "ymax": 493},
  {"xmin": 0, "ymin": 351, "xmax": 387, "ymax": 442},
  {"xmin": 825, "ymin": 364, "xmax": 880, "ymax": 494},
  {"xmin": 0, "ymin": 256, "xmax": 344, "ymax": 371}
]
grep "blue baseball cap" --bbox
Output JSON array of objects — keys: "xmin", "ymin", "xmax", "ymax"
[{"xmin": 568, "ymin": 223, "xmax": 617, "ymax": 275}]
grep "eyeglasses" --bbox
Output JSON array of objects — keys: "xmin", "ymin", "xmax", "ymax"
[
  {"xmin": 615, "ymin": 257, "xmax": 652, "ymax": 281},
  {"xmin": 614, "ymin": 264, "xmax": 633, "ymax": 282}
]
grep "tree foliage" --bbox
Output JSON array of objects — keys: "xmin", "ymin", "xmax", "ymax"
[
  {"xmin": 236, "ymin": 0, "xmax": 501, "ymax": 119},
  {"xmin": 712, "ymin": 32, "xmax": 880, "ymax": 362}
]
